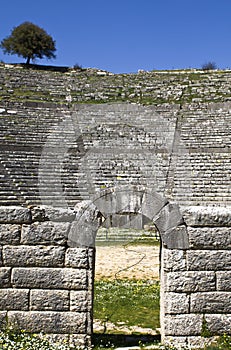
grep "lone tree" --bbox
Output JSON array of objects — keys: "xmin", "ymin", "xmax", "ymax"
[
  {"xmin": 1, "ymin": 22, "xmax": 56, "ymax": 64},
  {"xmin": 201, "ymin": 61, "xmax": 217, "ymax": 70}
]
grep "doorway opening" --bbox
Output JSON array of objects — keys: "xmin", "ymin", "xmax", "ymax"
[{"xmin": 93, "ymin": 213, "xmax": 161, "ymax": 348}]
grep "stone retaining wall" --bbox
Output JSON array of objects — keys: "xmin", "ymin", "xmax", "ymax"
[
  {"xmin": 161, "ymin": 206, "xmax": 231, "ymax": 348},
  {"xmin": 0, "ymin": 206, "xmax": 93, "ymax": 349},
  {"xmin": 0, "ymin": 201, "xmax": 230, "ymax": 348}
]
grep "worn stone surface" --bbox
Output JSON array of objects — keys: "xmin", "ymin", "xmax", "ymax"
[
  {"xmin": 187, "ymin": 336, "xmax": 218, "ymax": 349},
  {"xmin": 139, "ymin": 189, "xmax": 168, "ymax": 221},
  {"xmin": 162, "ymin": 225, "xmax": 189, "ymax": 250},
  {"xmin": 162, "ymin": 248, "xmax": 187, "ymax": 272},
  {"xmin": 188, "ymin": 227, "xmax": 231, "ymax": 249},
  {"xmin": 31, "ymin": 206, "xmax": 75, "ymax": 222},
  {"xmin": 191, "ymin": 292, "xmax": 231, "ymax": 313},
  {"xmin": 164, "ymin": 292, "xmax": 189, "ymax": 314},
  {"xmin": 0, "ymin": 224, "xmax": 21, "ymax": 244},
  {"xmin": 12, "ymin": 267, "xmax": 87, "ymax": 289},
  {"xmin": 8, "ymin": 311, "xmax": 87, "ymax": 333},
  {"xmin": 65, "ymin": 248, "xmax": 89, "ymax": 268},
  {"xmin": 68, "ymin": 201, "xmax": 100, "ymax": 247},
  {"xmin": 0, "ymin": 267, "xmax": 11, "ymax": 287},
  {"xmin": 93, "ymin": 187, "xmax": 143, "ymax": 215},
  {"xmin": 3, "ymin": 246, "xmax": 65, "ymax": 267},
  {"xmin": 21, "ymin": 222, "xmax": 70, "ymax": 245},
  {"xmin": 30, "ymin": 290, "xmax": 69, "ymax": 311},
  {"xmin": 0, "ymin": 207, "xmax": 31, "ymax": 224},
  {"xmin": 70, "ymin": 290, "xmax": 89, "ymax": 312},
  {"xmin": 164, "ymin": 336, "xmax": 217, "ymax": 349},
  {"xmin": 154, "ymin": 203, "xmax": 184, "ymax": 233},
  {"xmin": 187, "ymin": 250, "xmax": 231, "ymax": 270},
  {"xmin": 0, "ymin": 289, "xmax": 29, "ymax": 310},
  {"xmin": 206, "ymin": 314, "xmax": 231, "ymax": 334},
  {"xmin": 165, "ymin": 271, "xmax": 216, "ymax": 292},
  {"xmin": 217, "ymin": 271, "xmax": 231, "ymax": 291},
  {"xmin": 182, "ymin": 206, "xmax": 231, "ymax": 227},
  {"xmin": 164, "ymin": 314, "xmax": 203, "ymax": 336}
]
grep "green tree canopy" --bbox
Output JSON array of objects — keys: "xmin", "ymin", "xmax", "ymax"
[{"xmin": 1, "ymin": 22, "xmax": 56, "ymax": 64}]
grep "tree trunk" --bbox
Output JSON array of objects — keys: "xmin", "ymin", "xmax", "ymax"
[{"xmin": 26, "ymin": 57, "xmax": 30, "ymax": 65}]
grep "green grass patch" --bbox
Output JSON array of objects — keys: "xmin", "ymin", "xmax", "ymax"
[
  {"xmin": 96, "ymin": 238, "xmax": 160, "ymax": 247},
  {"xmin": 94, "ymin": 279, "xmax": 160, "ymax": 331}
]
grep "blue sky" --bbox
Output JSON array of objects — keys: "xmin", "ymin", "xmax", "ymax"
[{"xmin": 1, "ymin": 0, "xmax": 231, "ymax": 73}]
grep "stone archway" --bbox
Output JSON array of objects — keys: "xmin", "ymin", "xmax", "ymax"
[
  {"xmin": 68, "ymin": 186, "xmax": 189, "ymax": 250},
  {"xmin": 68, "ymin": 185, "xmax": 189, "ymax": 344}
]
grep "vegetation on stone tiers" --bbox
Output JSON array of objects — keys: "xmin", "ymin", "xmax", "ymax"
[{"xmin": 1, "ymin": 64, "xmax": 231, "ymax": 105}]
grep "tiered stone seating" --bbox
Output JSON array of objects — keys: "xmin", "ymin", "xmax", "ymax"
[{"xmin": 0, "ymin": 64, "xmax": 230, "ymax": 207}]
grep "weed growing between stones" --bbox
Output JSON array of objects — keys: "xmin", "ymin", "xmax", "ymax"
[{"xmin": 0, "ymin": 326, "xmax": 71, "ymax": 350}]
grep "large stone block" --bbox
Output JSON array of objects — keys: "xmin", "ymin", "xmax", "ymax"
[
  {"xmin": 70, "ymin": 291, "xmax": 89, "ymax": 312},
  {"xmin": 154, "ymin": 203, "xmax": 184, "ymax": 233},
  {"xmin": 206, "ymin": 314, "xmax": 231, "ymax": 334},
  {"xmin": 3, "ymin": 246, "xmax": 65, "ymax": 267},
  {"xmin": 93, "ymin": 187, "xmax": 143, "ymax": 215},
  {"xmin": 0, "ymin": 207, "xmax": 31, "ymax": 224},
  {"xmin": 182, "ymin": 206, "xmax": 231, "ymax": 227},
  {"xmin": 68, "ymin": 201, "xmax": 100, "ymax": 247},
  {"xmin": 165, "ymin": 271, "xmax": 216, "ymax": 292},
  {"xmin": 31, "ymin": 206, "xmax": 75, "ymax": 222},
  {"xmin": 0, "ymin": 267, "xmax": 11, "ymax": 287},
  {"xmin": 191, "ymin": 292, "xmax": 231, "ymax": 313},
  {"xmin": 187, "ymin": 336, "xmax": 218, "ymax": 349},
  {"xmin": 65, "ymin": 248, "xmax": 89, "ymax": 268},
  {"xmin": 139, "ymin": 189, "xmax": 168, "ymax": 220},
  {"xmin": 8, "ymin": 311, "xmax": 87, "ymax": 334},
  {"xmin": 163, "ymin": 336, "xmax": 188, "ymax": 348},
  {"xmin": 164, "ymin": 314, "xmax": 203, "ymax": 336},
  {"xmin": 12, "ymin": 267, "xmax": 87, "ymax": 290},
  {"xmin": 187, "ymin": 250, "xmax": 231, "ymax": 270},
  {"xmin": 30, "ymin": 290, "xmax": 69, "ymax": 311},
  {"xmin": 217, "ymin": 271, "xmax": 231, "ymax": 291},
  {"xmin": 162, "ymin": 226, "xmax": 189, "ymax": 250},
  {"xmin": 0, "ymin": 224, "xmax": 21, "ymax": 245},
  {"xmin": 0, "ymin": 289, "xmax": 29, "ymax": 310},
  {"xmin": 164, "ymin": 336, "xmax": 216, "ymax": 349},
  {"xmin": 164, "ymin": 292, "xmax": 189, "ymax": 314},
  {"xmin": 162, "ymin": 248, "xmax": 187, "ymax": 272},
  {"xmin": 21, "ymin": 222, "xmax": 70, "ymax": 245},
  {"xmin": 188, "ymin": 227, "xmax": 231, "ymax": 249}
]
